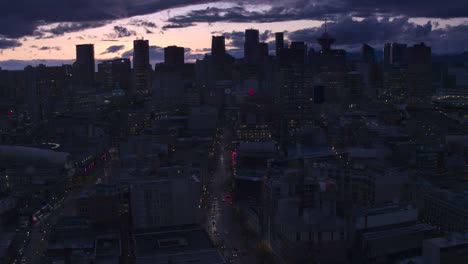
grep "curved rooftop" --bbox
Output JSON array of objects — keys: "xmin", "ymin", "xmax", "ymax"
[{"xmin": 0, "ymin": 145, "xmax": 71, "ymax": 165}]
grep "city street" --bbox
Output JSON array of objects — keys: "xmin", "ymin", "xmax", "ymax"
[
  {"xmin": 206, "ymin": 127, "xmax": 258, "ymax": 264},
  {"xmin": 18, "ymin": 162, "xmax": 114, "ymax": 264}
]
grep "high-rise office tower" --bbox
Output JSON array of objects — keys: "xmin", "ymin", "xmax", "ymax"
[
  {"xmin": 74, "ymin": 44, "xmax": 95, "ymax": 84},
  {"xmin": 164, "ymin": 46, "xmax": 185, "ymax": 66},
  {"xmin": 384, "ymin": 43, "xmax": 391, "ymax": 69},
  {"xmin": 244, "ymin": 29, "xmax": 260, "ymax": 63},
  {"xmin": 279, "ymin": 66, "xmax": 315, "ymax": 128},
  {"xmin": 384, "ymin": 42, "xmax": 408, "ymax": 68},
  {"xmin": 275, "ymin": 32, "xmax": 284, "ymax": 57},
  {"xmin": 289, "ymin": 42, "xmax": 308, "ymax": 65},
  {"xmin": 362, "ymin": 44, "xmax": 375, "ymax": 64},
  {"xmin": 133, "ymin": 39, "xmax": 150, "ymax": 95},
  {"xmin": 25, "ymin": 65, "xmax": 49, "ymax": 127},
  {"xmin": 359, "ymin": 43, "xmax": 380, "ymax": 100},
  {"xmin": 407, "ymin": 42, "xmax": 432, "ymax": 101},
  {"xmin": 317, "ymin": 32, "xmax": 335, "ymax": 52},
  {"xmin": 211, "ymin": 36, "xmax": 226, "ymax": 57},
  {"xmin": 383, "ymin": 43, "xmax": 408, "ymax": 101},
  {"xmin": 258, "ymin": 42, "xmax": 269, "ymax": 63},
  {"xmin": 316, "ymin": 32, "xmax": 347, "ymax": 102},
  {"xmin": 130, "ymin": 167, "xmax": 201, "ymax": 229},
  {"xmin": 97, "ymin": 59, "xmax": 131, "ymax": 92}
]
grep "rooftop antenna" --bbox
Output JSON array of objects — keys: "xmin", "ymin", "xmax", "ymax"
[{"xmin": 324, "ymin": 17, "xmax": 329, "ymax": 33}]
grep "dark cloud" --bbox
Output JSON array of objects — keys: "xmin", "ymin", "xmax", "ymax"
[
  {"xmin": 0, "ymin": 0, "xmax": 466, "ymax": 56},
  {"xmin": 0, "ymin": 0, "xmax": 216, "ymax": 39},
  {"xmin": 288, "ymin": 16, "xmax": 468, "ymax": 53},
  {"xmin": 35, "ymin": 21, "xmax": 108, "ymax": 38},
  {"xmin": 37, "ymin": 46, "xmax": 61, "ymax": 51},
  {"xmin": 226, "ymin": 48, "xmax": 243, "ymax": 58},
  {"xmin": 101, "ymin": 45, "xmax": 126, "ymax": 55},
  {"xmin": 129, "ymin": 19, "xmax": 158, "ymax": 28},
  {"xmin": 106, "ymin": 26, "xmax": 136, "ymax": 39},
  {"xmin": 222, "ymin": 31, "xmax": 245, "ymax": 49},
  {"xmin": 195, "ymin": 48, "xmax": 211, "ymax": 53},
  {"xmin": 0, "ymin": 0, "xmax": 466, "ymax": 40},
  {"xmin": 162, "ymin": 22, "xmax": 195, "ymax": 30},
  {"xmin": 260, "ymin": 30, "xmax": 273, "ymax": 42},
  {"xmin": 166, "ymin": 0, "xmax": 468, "ymax": 27},
  {"xmin": 29, "ymin": 45, "xmax": 61, "ymax": 51},
  {"xmin": 223, "ymin": 30, "xmax": 272, "ymax": 49},
  {"xmin": 186, "ymin": 53, "xmax": 205, "ymax": 61},
  {"xmin": 122, "ymin": 45, "xmax": 203, "ymax": 63},
  {"xmin": 122, "ymin": 45, "xmax": 165, "ymax": 63},
  {"xmin": 0, "ymin": 39, "xmax": 22, "ymax": 49}
]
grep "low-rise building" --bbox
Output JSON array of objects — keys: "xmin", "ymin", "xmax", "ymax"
[
  {"xmin": 133, "ymin": 225, "xmax": 224, "ymax": 264},
  {"xmin": 423, "ymin": 234, "xmax": 468, "ymax": 264}
]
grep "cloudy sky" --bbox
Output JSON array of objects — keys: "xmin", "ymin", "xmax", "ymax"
[{"xmin": 0, "ymin": 0, "xmax": 467, "ymax": 69}]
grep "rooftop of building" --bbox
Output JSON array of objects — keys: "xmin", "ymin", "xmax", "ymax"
[
  {"xmin": 409, "ymin": 175, "xmax": 468, "ymax": 211},
  {"xmin": 277, "ymin": 215, "xmax": 347, "ymax": 233},
  {"xmin": 362, "ymin": 223, "xmax": 434, "ymax": 241},
  {"xmin": 234, "ymin": 169, "xmax": 265, "ymax": 181},
  {"xmin": 238, "ymin": 141, "xmax": 276, "ymax": 153},
  {"xmin": 133, "ymin": 225, "xmax": 224, "ymax": 264},
  {"xmin": 0, "ymin": 231, "xmax": 15, "ymax": 259},
  {"xmin": 0, "ymin": 145, "xmax": 71, "ymax": 165},
  {"xmin": 0, "ymin": 197, "xmax": 17, "ymax": 213},
  {"xmin": 78, "ymin": 184, "xmax": 119, "ymax": 199},
  {"xmin": 48, "ymin": 218, "xmax": 120, "ymax": 251},
  {"xmin": 354, "ymin": 203, "xmax": 416, "ymax": 217},
  {"xmin": 424, "ymin": 233, "xmax": 468, "ymax": 248}
]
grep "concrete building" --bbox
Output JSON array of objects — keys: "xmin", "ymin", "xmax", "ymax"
[
  {"xmin": 404, "ymin": 176, "xmax": 468, "ymax": 233},
  {"xmin": 263, "ymin": 157, "xmax": 348, "ymax": 263},
  {"xmin": 352, "ymin": 204, "xmax": 437, "ymax": 263},
  {"xmin": 133, "ymin": 39, "xmax": 151, "ymax": 96},
  {"xmin": 188, "ymin": 106, "xmax": 218, "ymax": 135},
  {"xmin": 133, "ymin": 225, "xmax": 224, "ymax": 264},
  {"xmin": 423, "ymin": 234, "xmax": 468, "ymax": 264},
  {"xmin": 97, "ymin": 58, "xmax": 131, "ymax": 92},
  {"xmin": 164, "ymin": 46, "xmax": 185, "ymax": 67},
  {"xmin": 77, "ymin": 184, "xmax": 120, "ymax": 225},
  {"xmin": 309, "ymin": 162, "xmax": 376, "ymax": 208},
  {"xmin": 130, "ymin": 166, "xmax": 202, "ymax": 229},
  {"xmin": 45, "ymin": 217, "xmax": 121, "ymax": 264},
  {"xmin": 74, "ymin": 44, "xmax": 95, "ymax": 85}
]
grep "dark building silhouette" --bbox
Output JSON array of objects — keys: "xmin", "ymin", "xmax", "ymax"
[
  {"xmin": 275, "ymin": 32, "xmax": 284, "ymax": 57},
  {"xmin": 258, "ymin": 42, "xmax": 269, "ymax": 63},
  {"xmin": 407, "ymin": 42, "xmax": 433, "ymax": 102},
  {"xmin": 279, "ymin": 66, "xmax": 316, "ymax": 128},
  {"xmin": 313, "ymin": 84, "xmax": 325, "ymax": 104},
  {"xmin": 383, "ymin": 43, "xmax": 408, "ymax": 101},
  {"xmin": 97, "ymin": 59, "xmax": 131, "ymax": 92},
  {"xmin": 362, "ymin": 44, "xmax": 376, "ymax": 64},
  {"xmin": 244, "ymin": 29, "xmax": 260, "ymax": 63},
  {"xmin": 133, "ymin": 39, "xmax": 151, "ymax": 95},
  {"xmin": 317, "ymin": 32, "xmax": 335, "ymax": 52},
  {"xmin": 316, "ymin": 33, "xmax": 347, "ymax": 102},
  {"xmin": 211, "ymin": 36, "xmax": 226, "ymax": 57},
  {"xmin": 358, "ymin": 43, "xmax": 381, "ymax": 100},
  {"xmin": 284, "ymin": 41, "xmax": 308, "ymax": 65},
  {"xmin": 74, "ymin": 44, "xmax": 95, "ymax": 84},
  {"xmin": 384, "ymin": 42, "xmax": 408, "ymax": 68},
  {"xmin": 164, "ymin": 45, "xmax": 185, "ymax": 67}
]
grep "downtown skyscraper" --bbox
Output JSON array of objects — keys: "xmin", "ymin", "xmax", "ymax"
[{"xmin": 133, "ymin": 39, "xmax": 151, "ymax": 96}]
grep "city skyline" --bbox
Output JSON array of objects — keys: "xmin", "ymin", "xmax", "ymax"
[
  {"xmin": 0, "ymin": 1, "xmax": 467, "ymax": 69},
  {"xmin": 1, "ymin": 2, "xmax": 468, "ymax": 263}
]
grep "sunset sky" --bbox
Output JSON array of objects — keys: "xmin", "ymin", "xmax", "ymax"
[{"xmin": 0, "ymin": 0, "xmax": 467, "ymax": 69}]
